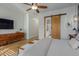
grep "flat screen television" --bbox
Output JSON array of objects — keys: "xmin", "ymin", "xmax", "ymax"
[{"xmin": 0, "ymin": 18, "xmax": 14, "ymax": 29}]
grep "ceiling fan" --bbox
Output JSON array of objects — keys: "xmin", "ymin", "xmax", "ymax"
[{"xmin": 24, "ymin": 3, "xmax": 48, "ymax": 13}]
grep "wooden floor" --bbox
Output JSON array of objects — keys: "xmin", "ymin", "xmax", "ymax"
[
  {"xmin": 0, "ymin": 39, "xmax": 34, "ymax": 56},
  {"xmin": 0, "ymin": 36, "xmax": 38, "ymax": 56}
]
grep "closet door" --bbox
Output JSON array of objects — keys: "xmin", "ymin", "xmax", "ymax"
[{"xmin": 51, "ymin": 15, "xmax": 60, "ymax": 39}]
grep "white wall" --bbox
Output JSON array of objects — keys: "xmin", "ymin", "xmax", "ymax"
[
  {"xmin": 24, "ymin": 13, "xmax": 30, "ymax": 39},
  {"xmin": 0, "ymin": 3, "xmax": 39, "ymax": 39},
  {"xmin": 29, "ymin": 13, "xmax": 39, "ymax": 38},
  {"xmin": 24, "ymin": 12, "xmax": 39, "ymax": 39},
  {"xmin": 29, "ymin": 13, "xmax": 39, "ymax": 39},
  {"xmin": 0, "ymin": 3, "xmax": 25, "ymax": 34},
  {"xmin": 38, "ymin": 5, "xmax": 78, "ymax": 40}
]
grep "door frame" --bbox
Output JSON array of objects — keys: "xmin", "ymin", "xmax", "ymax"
[
  {"xmin": 44, "ymin": 13, "xmax": 67, "ymax": 38},
  {"xmin": 44, "ymin": 16, "xmax": 52, "ymax": 38}
]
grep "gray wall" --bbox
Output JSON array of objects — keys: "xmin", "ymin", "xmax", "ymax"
[{"xmin": 0, "ymin": 3, "xmax": 25, "ymax": 34}]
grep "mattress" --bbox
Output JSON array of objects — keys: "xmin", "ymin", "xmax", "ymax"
[
  {"xmin": 47, "ymin": 39, "xmax": 79, "ymax": 56},
  {"xmin": 19, "ymin": 38, "xmax": 52, "ymax": 56}
]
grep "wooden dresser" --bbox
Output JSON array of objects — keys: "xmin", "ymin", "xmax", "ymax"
[{"xmin": 0, "ymin": 32, "xmax": 25, "ymax": 46}]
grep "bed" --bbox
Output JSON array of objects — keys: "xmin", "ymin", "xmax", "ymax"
[
  {"xmin": 18, "ymin": 38, "xmax": 52, "ymax": 56},
  {"xmin": 47, "ymin": 39, "xmax": 79, "ymax": 56},
  {"xmin": 18, "ymin": 38, "xmax": 79, "ymax": 56}
]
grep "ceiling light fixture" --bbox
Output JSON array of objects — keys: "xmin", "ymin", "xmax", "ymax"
[
  {"xmin": 74, "ymin": 16, "xmax": 78, "ymax": 22},
  {"xmin": 73, "ymin": 4, "xmax": 78, "ymax": 22},
  {"xmin": 32, "ymin": 5, "xmax": 38, "ymax": 10}
]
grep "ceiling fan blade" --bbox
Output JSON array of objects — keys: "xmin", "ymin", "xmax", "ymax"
[
  {"xmin": 24, "ymin": 3, "xmax": 32, "ymax": 6},
  {"xmin": 38, "ymin": 5, "xmax": 47, "ymax": 9},
  {"xmin": 26, "ymin": 8, "xmax": 31, "ymax": 11},
  {"xmin": 36, "ymin": 9, "xmax": 40, "ymax": 13}
]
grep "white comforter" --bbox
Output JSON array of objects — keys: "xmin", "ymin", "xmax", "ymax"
[
  {"xmin": 47, "ymin": 40, "xmax": 79, "ymax": 56},
  {"xmin": 19, "ymin": 38, "xmax": 52, "ymax": 56},
  {"xmin": 18, "ymin": 39, "xmax": 79, "ymax": 56}
]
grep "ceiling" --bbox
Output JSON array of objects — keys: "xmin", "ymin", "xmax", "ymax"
[
  {"xmin": 41, "ymin": 3, "xmax": 76, "ymax": 12},
  {"xmin": 0, "ymin": 3, "xmax": 77, "ymax": 13},
  {"xmin": 16, "ymin": 3, "xmax": 77, "ymax": 13}
]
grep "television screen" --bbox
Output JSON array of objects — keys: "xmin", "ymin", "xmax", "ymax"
[{"xmin": 0, "ymin": 18, "xmax": 14, "ymax": 29}]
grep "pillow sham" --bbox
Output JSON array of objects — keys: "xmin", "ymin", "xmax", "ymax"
[
  {"xmin": 76, "ymin": 33, "xmax": 79, "ymax": 40},
  {"xmin": 69, "ymin": 38, "xmax": 79, "ymax": 49}
]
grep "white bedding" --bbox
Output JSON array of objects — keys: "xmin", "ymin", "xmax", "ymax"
[
  {"xmin": 18, "ymin": 39, "xmax": 79, "ymax": 56},
  {"xmin": 47, "ymin": 40, "xmax": 79, "ymax": 56},
  {"xmin": 18, "ymin": 40, "xmax": 39, "ymax": 56},
  {"xmin": 19, "ymin": 38, "xmax": 52, "ymax": 56}
]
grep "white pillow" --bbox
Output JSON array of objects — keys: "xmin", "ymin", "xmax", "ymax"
[
  {"xmin": 76, "ymin": 34, "xmax": 79, "ymax": 40},
  {"xmin": 69, "ymin": 38, "xmax": 79, "ymax": 49}
]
